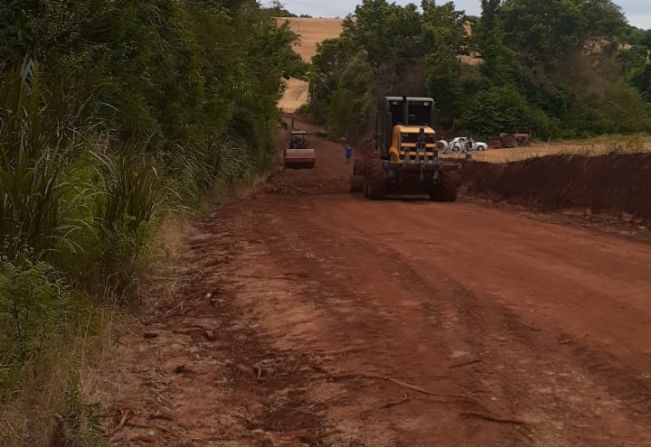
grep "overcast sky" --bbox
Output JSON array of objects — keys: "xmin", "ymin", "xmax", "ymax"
[{"xmin": 270, "ymin": 0, "xmax": 651, "ymax": 30}]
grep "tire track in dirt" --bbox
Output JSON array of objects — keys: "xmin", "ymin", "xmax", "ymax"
[
  {"xmin": 231, "ymin": 198, "xmax": 535, "ymax": 446},
  {"xmin": 308, "ymin": 196, "xmax": 651, "ymax": 445}
]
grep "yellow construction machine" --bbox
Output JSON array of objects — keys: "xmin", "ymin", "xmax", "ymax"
[{"xmin": 350, "ymin": 96, "xmax": 460, "ymax": 201}]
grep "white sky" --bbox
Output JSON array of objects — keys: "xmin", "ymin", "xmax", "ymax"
[{"xmin": 268, "ymin": 0, "xmax": 651, "ymax": 30}]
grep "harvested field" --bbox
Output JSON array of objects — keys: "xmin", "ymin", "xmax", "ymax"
[
  {"xmin": 276, "ymin": 18, "xmax": 343, "ymax": 61},
  {"xmin": 279, "ymin": 78, "xmax": 309, "ymax": 114},
  {"xmin": 463, "ymin": 153, "xmax": 651, "ymax": 222},
  {"xmin": 277, "ymin": 18, "xmax": 343, "ymax": 112},
  {"xmin": 462, "ymin": 137, "xmax": 651, "ymax": 163}
]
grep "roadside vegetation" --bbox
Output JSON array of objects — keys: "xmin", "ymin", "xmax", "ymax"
[
  {"xmin": 0, "ymin": 1, "xmax": 303, "ymax": 445},
  {"xmin": 308, "ymin": 0, "xmax": 651, "ymax": 141}
]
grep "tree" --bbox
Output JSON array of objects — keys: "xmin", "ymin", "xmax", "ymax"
[
  {"xmin": 501, "ymin": 0, "xmax": 585, "ymax": 67},
  {"xmin": 460, "ymin": 85, "xmax": 531, "ymax": 136},
  {"xmin": 421, "ymin": 1, "xmax": 467, "ymax": 123},
  {"xmin": 476, "ymin": 0, "xmax": 520, "ymax": 84},
  {"xmin": 264, "ymin": 1, "xmax": 297, "ymax": 17}
]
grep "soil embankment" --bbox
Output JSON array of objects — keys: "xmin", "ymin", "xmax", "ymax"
[{"xmin": 463, "ymin": 153, "xmax": 651, "ymax": 222}]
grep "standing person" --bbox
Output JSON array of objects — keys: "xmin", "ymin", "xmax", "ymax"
[{"xmin": 344, "ymin": 141, "xmax": 353, "ymax": 164}]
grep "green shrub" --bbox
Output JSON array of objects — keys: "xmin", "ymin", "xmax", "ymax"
[
  {"xmin": 294, "ymin": 103, "xmax": 311, "ymax": 116},
  {"xmin": 86, "ymin": 150, "xmax": 161, "ymax": 296},
  {"xmin": 460, "ymin": 85, "xmax": 531, "ymax": 137},
  {"xmin": 0, "ymin": 259, "xmax": 76, "ymax": 394}
]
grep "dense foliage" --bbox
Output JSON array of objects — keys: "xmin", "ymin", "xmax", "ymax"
[
  {"xmin": 0, "ymin": 1, "xmax": 302, "ymax": 444},
  {"xmin": 263, "ymin": 0, "xmax": 312, "ymax": 17},
  {"xmin": 309, "ymin": 0, "xmax": 651, "ymax": 139}
]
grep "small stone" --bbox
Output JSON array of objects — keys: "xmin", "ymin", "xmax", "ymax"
[
  {"xmin": 203, "ymin": 329, "xmax": 217, "ymax": 341},
  {"xmin": 148, "ymin": 411, "xmax": 174, "ymax": 421}
]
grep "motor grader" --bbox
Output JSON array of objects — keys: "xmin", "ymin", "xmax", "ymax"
[{"xmin": 350, "ymin": 96, "xmax": 461, "ymax": 201}]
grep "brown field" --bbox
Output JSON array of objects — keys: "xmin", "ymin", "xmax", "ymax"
[
  {"xmin": 277, "ymin": 18, "xmax": 343, "ymax": 112},
  {"xmin": 277, "ymin": 18, "xmax": 344, "ymax": 62},
  {"xmin": 453, "ymin": 136, "xmax": 651, "ymax": 163}
]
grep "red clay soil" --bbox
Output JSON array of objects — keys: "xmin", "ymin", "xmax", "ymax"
[
  {"xmin": 106, "ymin": 126, "xmax": 651, "ymax": 446},
  {"xmin": 463, "ymin": 153, "xmax": 651, "ymax": 221}
]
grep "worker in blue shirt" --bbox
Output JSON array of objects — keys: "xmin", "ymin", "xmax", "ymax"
[{"xmin": 344, "ymin": 142, "xmax": 353, "ymax": 164}]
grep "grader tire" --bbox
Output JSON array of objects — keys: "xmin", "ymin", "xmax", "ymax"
[
  {"xmin": 436, "ymin": 171, "xmax": 460, "ymax": 202},
  {"xmin": 350, "ymin": 175, "xmax": 364, "ymax": 193},
  {"xmin": 365, "ymin": 159, "xmax": 387, "ymax": 200},
  {"xmin": 431, "ymin": 171, "xmax": 460, "ymax": 202}
]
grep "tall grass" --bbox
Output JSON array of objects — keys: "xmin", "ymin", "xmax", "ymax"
[
  {"xmin": 0, "ymin": 54, "xmax": 264, "ymax": 446},
  {"xmin": 91, "ymin": 150, "xmax": 161, "ymax": 296},
  {"xmin": 0, "ymin": 60, "xmax": 161, "ymax": 445},
  {"xmin": 0, "ymin": 60, "xmax": 72, "ymax": 262}
]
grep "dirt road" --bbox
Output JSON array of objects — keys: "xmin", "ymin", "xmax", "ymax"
[{"xmin": 110, "ymin": 128, "xmax": 651, "ymax": 446}]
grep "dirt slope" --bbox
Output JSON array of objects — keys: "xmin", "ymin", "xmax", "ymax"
[
  {"xmin": 464, "ymin": 154, "xmax": 651, "ymax": 222},
  {"xmin": 277, "ymin": 18, "xmax": 343, "ymax": 113},
  {"xmin": 108, "ymin": 126, "xmax": 651, "ymax": 446}
]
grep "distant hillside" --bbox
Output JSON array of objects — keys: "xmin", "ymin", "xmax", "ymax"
[
  {"xmin": 278, "ymin": 18, "xmax": 343, "ymax": 112},
  {"xmin": 276, "ymin": 18, "xmax": 343, "ymax": 62}
]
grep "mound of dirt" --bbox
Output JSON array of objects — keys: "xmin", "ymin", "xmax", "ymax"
[
  {"xmin": 462, "ymin": 153, "xmax": 651, "ymax": 221},
  {"xmin": 262, "ymin": 168, "xmax": 350, "ymax": 195}
]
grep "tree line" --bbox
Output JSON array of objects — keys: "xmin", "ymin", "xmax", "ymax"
[{"xmin": 308, "ymin": 0, "xmax": 651, "ymax": 140}]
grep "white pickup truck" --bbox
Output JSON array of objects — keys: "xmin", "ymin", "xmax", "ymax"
[{"xmin": 448, "ymin": 137, "xmax": 488, "ymax": 153}]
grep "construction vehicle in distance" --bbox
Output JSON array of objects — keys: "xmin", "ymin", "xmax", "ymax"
[
  {"xmin": 489, "ymin": 133, "xmax": 531, "ymax": 149},
  {"xmin": 350, "ymin": 96, "xmax": 461, "ymax": 201},
  {"xmin": 284, "ymin": 130, "xmax": 316, "ymax": 169}
]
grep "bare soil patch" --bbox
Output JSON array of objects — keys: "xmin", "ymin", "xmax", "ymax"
[{"xmin": 463, "ymin": 153, "xmax": 651, "ymax": 224}]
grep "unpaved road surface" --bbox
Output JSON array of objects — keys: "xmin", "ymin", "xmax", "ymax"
[{"xmin": 110, "ymin": 126, "xmax": 651, "ymax": 446}]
